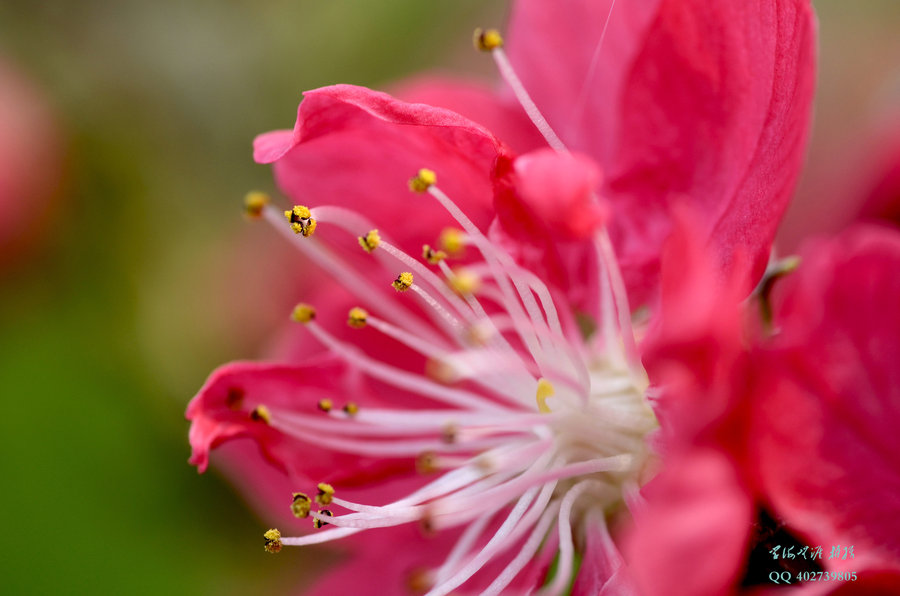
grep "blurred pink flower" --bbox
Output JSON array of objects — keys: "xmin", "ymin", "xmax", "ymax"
[
  {"xmin": 629, "ymin": 218, "xmax": 900, "ymax": 594},
  {"xmin": 0, "ymin": 59, "xmax": 63, "ymax": 270},
  {"xmin": 187, "ymin": 0, "xmax": 820, "ymax": 593}
]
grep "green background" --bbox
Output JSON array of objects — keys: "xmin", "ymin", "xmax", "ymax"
[{"xmin": 0, "ymin": 1, "xmax": 897, "ymax": 593}]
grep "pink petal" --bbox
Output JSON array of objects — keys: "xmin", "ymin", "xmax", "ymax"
[
  {"xmin": 506, "ymin": 0, "xmax": 817, "ymax": 304},
  {"xmin": 252, "ymin": 129, "xmax": 295, "ymax": 164},
  {"xmin": 506, "ymin": 148, "xmax": 608, "ymax": 241},
  {"xmin": 641, "ymin": 206, "xmax": 750, "ymax": 443},
  {"xmin": 392, "ymin": 75, "xmax": 544, "ymax": 155},
  {"xmin": 186, "ymin": 359, "xmax": 414, "ymax": 486},
  {"xmin": 754, "ymin": 225, "xmax": 900, "ymax": 569},
  {"xmin": 572, "ymin": 514, "xmax": 638, "ymax": 596},
  {"xmin": 489, "ymin": 148, "xmax": 609, "ymax": 315},
  {"xmin": 255, "ymin": 84, "xmax": 512, "ymax": 254},
  {"xmin": 625, "ymin": 448, "xmax": 753, "ymax": 596}
]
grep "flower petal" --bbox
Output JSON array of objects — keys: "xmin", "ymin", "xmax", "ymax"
[
  {"xmin": 392, "ymin": 75, "xmax": 544, "ymax": 155},
  {"xmin": 186, "ymin": 359, "xmax": 413, "ymax": 485},
  {"xmin": 254, "ymin": 84, "xmax": 512, "ymax": 253},
  {"xmin": 642, "ymin": 206, "xmax": 749, "ymax": 442},
  {"xmin": 506, "ymin": 0, "xmax": 816, "ymax": 303},
  {"xmin": 755, "ymin": 225, "xmax": 900, "ymax": 568},
  {"xmin": 625, "ymin": 449, "xmax": 753, "ymax": 596}
]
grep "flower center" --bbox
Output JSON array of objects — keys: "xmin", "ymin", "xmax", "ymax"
[{"xmin": 247, "ymin": 164, "xmax": 657, "ymax": 594}]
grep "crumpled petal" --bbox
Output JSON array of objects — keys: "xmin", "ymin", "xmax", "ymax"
[
  {"xmin": 753, "ymin": 225, "xmax": 900, "ymax": 570},
  {"xmin": 393, "ymin": 75, "xmax": 544, "ymax": 155},
  {"xmin": 186, "ymin": 359, "xmax": 414, "ymax": 485},
  {"xmin": 506, "ymin": 0, "xmax": 817, "ymax": 305},
  {"xmin": 253, "ymin": 84, "xmax": 513, "ymax": 254}
]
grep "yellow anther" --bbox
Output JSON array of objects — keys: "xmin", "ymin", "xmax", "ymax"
[
  {"xmin": 347, "ymin": 307, "xmax": 368, "ymax": 328},
  {"xmin": 409, "ymin": 168, "xmax": 437, "ymax": 193},
  {"xmin": 317, "ymin": 398, "xmax": 333, "ymax": 412},
  {"xmin": 250, "ymin": 405, "xmax": 271, "ymax": 424},
  {"xmin": 243, "ymin": 191, "xmax": 270, "ymax": 218},
  {"xmin": 291, "ymin": 303, "xmax": 316, "ymax": 324},
  {"xmin": 448, "ymin": 268, "xmax": 481, "ymax": 295},
  {"xmin": 416, "ymin": 451, "xmax": 440, "ymax": 475},
  {"xmin": 422, "ymin": 244, "xmax": 447, "ymax": 265},
  {"xmin": 284, "ymin": 205, "xmax": 317, "ymax": 237},
  {"xmin": 535, "ymin": 378, "xmax": 554, "ymax": 414},
  {"xmin": 316, "ymin": 483, "xmax": 335, "ymax": 505},
  {"xmin": 474, "ymin": 28, "xmax": 504, "ymax": 51},
  {"xmin": 263, "ymin": 528, "xmax": 282, "ymax": 554},
  {"xmin": 358, "ymin": 229, "xmax": 381, "ymax": 253},
  {"xmin": 439, "ymin": 228, "xmax": 466, "ymax": 256},
  {"xmin": 313, "ymin": 509, "xmax": 333, "ymax": 529},
  {"xmin": 392, "ymin": 271, "xmax": 414, "ymax": 292},
  {"xmin": 343, "ymin": 402, "xmax": 359, "ymax": 416},
  {"xmin": 291, "ymin": 493, "xmax": 311, "ymax": 518}
]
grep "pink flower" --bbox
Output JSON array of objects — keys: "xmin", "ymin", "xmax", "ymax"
[
  {"xmin": 187, "ymin": 0, "xmax": 817, "ymax": 593},
  {"xmin": 0, "ymin": 58, "xmax": 63, "ymax": 270}
]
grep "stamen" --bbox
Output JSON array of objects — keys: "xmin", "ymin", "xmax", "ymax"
[
  {"xmin": 263, "ymin": 206, "xmax": 447, "ymax": 347},
  {"xmin": 541, "ymin": 481, "xmax": 601, "ymax": 596},
  {"xmin": 343, "ymin": 402, "xmax": 359, "ymax": 416},
  {"xmin": 363, "ymin": 312, "xmax": 448, "ymax": 361},
  {"xmin": 315, "ymin": 483, "xmax": 335, "ymax": 505},
  {"xmin": 425, "ymin": 182, "xmax": 559, "ymax": 373},
  {"xmin": 595, "ymin": 230, "xmax": 642, "ymax": 378},
  {"xmin": 433, "ymin": 511, "xmax": 496, "ymax": 585},
  {"xmin": 301, "ymin": 320, "xmax": 504, "ymax": 411},
  {"xmin": 439, "ymin": 228, "xmax": 466, "ymax": 256},
  {"xmin": 409, "ymin": 168, "xmax": 437, "ymax": 193},
  {"xmin": 416, "ymin": 451, "xmax": 440, "ymax": 474},
  {"xmin": 290, "ymin": 303, "xmax": 316, "ymax": 324},
  {"xmin": 280, "ymin": 526, "xmax": 362, "ymax": 547},
  {"xmin": 475, "ymin": 29, "xmax": 567, "ymax": 153},
  {"xmin": 243, "ymin": 191, "xmax": 270, "ymax": 219},
  {"xmin": 317, "ymin": 398, "xmax": 333, "ymax": 412},
  {"xmin": 283, "ymin": 205, "xmax": 317, "ymax": 236},
  {"xmin": 263, "ymin": 528, "xmax": 282, "ymax": 554},
  {"xmin": 312, "ymin": 509, "xmax": 333, "ymax": 529},
  {"xmin": 291, "ymin": 493, "xmax": 311, "ymax": 518},
  {"xmin": 377, "ymin": 239, "xmax": 476, "ymax": 327},
  {"xmin": 481, "ymin": 502, "xmax": 561, "ymax": 595},
  {"xmin": 427, "ymin": 481, "xmax": 557, "ymax": 596},
  {"xmin": 250, "ymin": 405, "xmax": 271, "ymax": 424},
  {"xmin": 358, "ymin": 228, "xmax": 381, "ymax": 253},
  {"xmin": 392, "ymin": 271, "xmax": 414, "ymax": 292},
  {"xmin": 347, "ymin": 307, "xmax": 368, "ymax": 328},
  {"xmin": 446, "ymin": 267, "xmax": 481, "ymax": 296},
  {"xmin": 473, "ymin": 27, "xmax": 504, "ymax": 51},
  {"xmin": 422, "ymin": 245, "xmax": 447, "ymax": 264}
]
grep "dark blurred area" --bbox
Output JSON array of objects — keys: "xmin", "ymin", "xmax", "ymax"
[{"xmin": 0, "ymin": 1, "xmax": 896, "ymax": 593}]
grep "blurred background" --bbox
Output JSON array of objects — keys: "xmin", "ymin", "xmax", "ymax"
[{"xmin": 0, "ymin": 1, "xmax": 897, "ymax": 594}]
